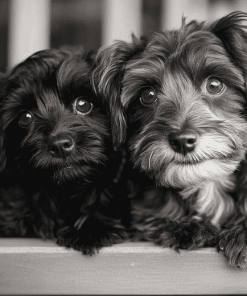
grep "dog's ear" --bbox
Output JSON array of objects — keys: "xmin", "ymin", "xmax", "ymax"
[
  {"xmin": 210, "ymin": 11, "xmax": 247, "ymax": 75},
  {"xmin": 0, "ymin": 72, "xmax": 8, "ymax": 172},
  {"xmin": 92, "ymin": 35, "xmax": 146, "ymax": 150}
]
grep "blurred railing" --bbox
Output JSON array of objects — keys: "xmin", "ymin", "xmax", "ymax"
[
  {"xmin": 8, "ymin": 0, "xmax": 50, "ymax": 68},
  {"xmin": 7, "ymin": 0, "xmax": 247, "ymax": 68}
]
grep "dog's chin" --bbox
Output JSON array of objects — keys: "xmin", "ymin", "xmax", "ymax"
[
  {"xmin": 51, "ymin": 160, "xmax": 105, "ymax": 188},
  {"xmin": 53, "ymin": 164, "xmax": 77, "ymax": 185},
  {"xmin": 152, "ymin": 158, "xmax": 240, "ymax": 189}
]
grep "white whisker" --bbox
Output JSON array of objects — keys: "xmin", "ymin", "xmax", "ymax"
[{"xmin": 149, "ymin": 150, "xmax": 154, "ymax": 170}]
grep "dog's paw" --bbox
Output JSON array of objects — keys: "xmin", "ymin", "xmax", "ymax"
[
  {"xmin": 144, "ymin": 220, "xmax": 180, "ymax": 248},
  {"xmin": 147, "ymin": 219, "xmax": 218, "ymax": 250},
  {"xmin": 56, "ymin": 219, "xmax": 128, "ymax": 255},
  {"xmin": 173, "ymin": 220, "xmax": 219, "ymax": 250},
  {"xmin": 219, "ymin": 222, "xmax": 247, "ymax": 268}
]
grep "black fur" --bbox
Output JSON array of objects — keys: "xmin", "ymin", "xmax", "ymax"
[{"xmin": 0, "ymin": 48, "xmax": 128, "ymax": 254}]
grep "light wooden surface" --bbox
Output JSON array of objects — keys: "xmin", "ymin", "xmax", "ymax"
[{"xmin": 0, "ymin": 239, "xmax": 247, "ymax": 294}]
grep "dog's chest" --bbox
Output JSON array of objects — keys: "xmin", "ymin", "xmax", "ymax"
[{"xmin": 180, "ymin": 175, "xmax": 236, "ymax": 226}]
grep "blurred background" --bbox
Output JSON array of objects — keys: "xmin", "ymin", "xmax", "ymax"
[{"xmin": 1, "ymin": 0, "xmax": 247, "ymax": 71}]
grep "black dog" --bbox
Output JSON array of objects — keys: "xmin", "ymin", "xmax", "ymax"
[
  {"xmin": 0, "ymin": 48, "xmax": 128, "ymax": 254},
  {"xmin": 93, "ymin": 11, "xmax": 247, "ymax": 267}
]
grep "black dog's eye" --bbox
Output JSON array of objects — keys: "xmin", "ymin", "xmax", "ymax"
[
  {"xmin": 140, "ymin": 88, "xmax": 157, "ymax": 106},
  {"xmin": 74, "ymin": 97, "xmax": 93, "ymax": 115},
  {"xmin": 206, "ymin": 77, "xmax": 225, "ymax": 95},
  {"xmin": 19, "ymin": 112, "xmax": 33, "ymax": 128}
]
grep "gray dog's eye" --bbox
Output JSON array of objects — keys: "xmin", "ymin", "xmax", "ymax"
[
  {"xmin": 74, "ymin": 97, "xmax": 93, "ymax": 115},
  {"xmin": 140, "ymin": 88, "xmax": 157, "ymax": 106},
  {"xmin": 19, "ymin": 112, "xmax": 33, "ymax": 128},
  {"xmin": 206, "ymin": 77, "xmax": 225, "ymax": 95}
]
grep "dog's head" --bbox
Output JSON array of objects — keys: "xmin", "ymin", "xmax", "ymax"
[
  {"xmin": 0, "ymin": 49, "xmax": 112, "ymax": 188},
  {"xmin": 93, "ymin": 11, "xmax": 247, "ymax": 188}
]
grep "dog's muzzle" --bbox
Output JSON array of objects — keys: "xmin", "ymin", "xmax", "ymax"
[
  {"xmin": 168, "ymin": 130, "xmax": 197, "ymax": 155},
  {"xmin": 48, "ymin": 134, "xmax": 75, "ymax": 159}
]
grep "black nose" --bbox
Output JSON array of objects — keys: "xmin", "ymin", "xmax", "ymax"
[
  {"xmin": 48, "ymin": 134, "xmax": 74, "ymax": 158},
  {"xmin": 168, "ymin": 131, "xmax": 197, "ymax": 155}
]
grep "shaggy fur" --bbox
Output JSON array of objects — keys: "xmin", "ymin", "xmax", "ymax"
[
  {"xmin": 0, "ymin": 48, "xmax": 128, "ymax": 254},
  {"xmin": 93, "ymin": 11, "xmax": 247, "ymax": 267}
]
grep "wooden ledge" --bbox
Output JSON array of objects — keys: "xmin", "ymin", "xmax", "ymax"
[{"xmin": 0, "ymin": 238, "xmax": 246, "ymax": 294}]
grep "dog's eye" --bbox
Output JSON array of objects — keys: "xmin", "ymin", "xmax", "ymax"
[
  {"xmin": 19, "ymin": 112, "xmax": 33, "ymax": 128},
  {"xmin": 140, "ymin": 88, "xmax": 157, "ymax": 106},
  {"xmin": 74, "ymin": 97, "xmax": 93, "ymax": 115},
  {"xmin": 206, "ymin": 77, "xmax": 225, "ymax": 95}
]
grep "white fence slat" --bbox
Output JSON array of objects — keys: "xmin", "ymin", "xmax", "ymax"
[
  {"xmin": 102, "ymin": 0, "xmax": 142, "ymax": 45},
  {"xmin": 161, "ymin": 0, "xmax": 209, "ymax": 30},
  {"xmin": 8, "ymin": 0, "xmax": 50, "ymax": 68}
]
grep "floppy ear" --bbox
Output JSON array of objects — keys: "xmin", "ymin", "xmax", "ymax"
[
  {"xmin": 0, "ymin": 72, "xmax": 8, "ymax": 172},
  {"xmin": 210, "ymin": 11, "xmax": 247, "ymax": 75},
  {"xmin": 92, "ymin": 35, "xmax": 146, "ymax": 150}
]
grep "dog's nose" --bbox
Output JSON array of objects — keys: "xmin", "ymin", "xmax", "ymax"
[
  {"xmin": 168, "ymin": 131, "xmax": 197, "ymax": 155},
  {"xmin": 49, "ymin": 134, "xmax": 74, "ymax": 158}
]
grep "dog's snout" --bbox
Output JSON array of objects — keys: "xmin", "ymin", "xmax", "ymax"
[
  {"xmin": 49, "ymin": 134, "xmax": 74, "ymax": 158},
  {"xmin": 168, "ymin": 131, "xmax": 197, "ymax": 155}
]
